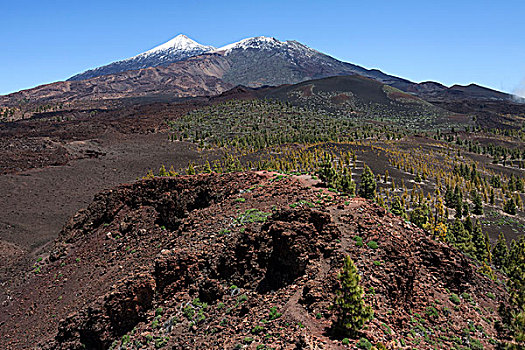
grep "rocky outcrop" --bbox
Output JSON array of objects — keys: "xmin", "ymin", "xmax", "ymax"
[{"xmin": 0, "ymin": 173, "xmax": 509, "ymax": 349}]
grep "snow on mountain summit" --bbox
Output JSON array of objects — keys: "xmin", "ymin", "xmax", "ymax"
[
  {"xmin": 212, "ymin": 36, "xmax": 320, "ymax": 59},
  {"xmin": 68, "ymin": 34, "xmax": 214, "ymax": 81},
  {"xmin": 68, "ymin": 35, "xmax": 322, "ymax": 82},
  {"xmin": 139, "ymin": 34, "xmax": 215, "ymax": 57}
]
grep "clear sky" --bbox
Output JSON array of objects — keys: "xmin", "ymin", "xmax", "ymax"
[{"xmin": 2, "ymin": 0, "xmax": 524, "ymax": 96}]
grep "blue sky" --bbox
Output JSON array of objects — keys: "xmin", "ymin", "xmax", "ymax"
[{"xmin": 2, "ymin": 0, "xmax": 524, "ymax": 96}]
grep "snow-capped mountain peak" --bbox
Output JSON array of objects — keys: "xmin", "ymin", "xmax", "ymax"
[
  {"xmin": 68, "ymin": 34, "xmax": 214, "ymax": 81},
  {"xmin": 213, "ymin": 36, "xmax": 286, "ymax": 54},
  {"xmin": 212, "ymin": 36, "xmax": 320, "ymax": 58},
  {"xmin": 140, "ymin": 34, "xmax": 215, "ymax": 57}
]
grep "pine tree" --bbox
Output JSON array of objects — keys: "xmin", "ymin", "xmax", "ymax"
[
  {"xmin": 493, "ymin": 233, "xmax": 509, "ymax": 270},
  {"xmin": 472, "ymin": 222, "xmax": 488, "ymax": 262},
  {"xmin": 504, "ymin": 197, "xmax": 517, "ymax": 215},
  {"xmin": 317, "ymin": 159, "xmax": 338, "ymax": 188},
  {"xmin": 186, "ymin": 162, "xmax": 196, "ymax": 175},
  {"xmin": 410, "ymin": 204, "xmax": 430, "ymax": 229},
  {"xmin": 390, "ymin": 196, "xmax": 406, "ymax": 218},
  {"xmin": 158, "ymin": 164, "xmax": 168, "ymax": 176},
  {"xmin": 455, "ymin": 195, "xmax": 463, "ymax": 219},
  {"xmin": 359, "ymin": 165, "xmax": 376, "ymax": 201},
  {"xmin": 499, "ymin": 236, "xmax": 525, "ymax": 346},
  {"xmin": 484, "ymin": 232, "xmax": 492, "ymax": 263},
  {"xmin": 339, "ymin": 167, "xmax": 356, "ymax": 195},
  {"xmin": 464, "ymin": 215, "xmax": 473, "ymax": 234},
  {"xmin": 332, "ymin": 256, "xmax": 373, "ymax": 338},
  {"xmin": 472, "ymin": 191, "xmax": 484, "ymax": 215},
  {"xmin": 203, "ymin": 161, "xmax": 212, "ymax": 173},
  {"xmin": 449, "ymin": 219, "xmax": 474, "ymax": 254}
]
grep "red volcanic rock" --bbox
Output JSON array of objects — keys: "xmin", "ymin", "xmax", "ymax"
[{"xmin": 0, "ymin": 172, "xmax": 510, "ymax": 349}]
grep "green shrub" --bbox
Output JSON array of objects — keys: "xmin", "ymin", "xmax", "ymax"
[
  {"xmin": 155, "ymin": 307, "xmax": 163, "ymax": 316},
  {"xmin": 356, "ymin": 338, "xmax": 372, "ymax": 350},
  {"xmin": 449, "ymin": 293, "xmax": 461, "ymax": 305},
  {"xmin": 354, "ymin": 236, "xmax": 364, "ymax": 247},
  {"xmin": 183, "ymin": 305, "xmax": 195, "ymax": 320},
  {"xmin": 461, "ymin": 292, "xmax": 472, "ymax": 302},
  {"xmin": 425, "ymin": 306, "xmax": 439, "ymax": 318},
  {"xmin": 252, "ymin": 325, "xmax": 265, "ymax": 334},
  {"xmin": 235, "ymin": 209, "xmax": 271, "ymax": 224},
  {"xmin": 154, "ymin": 336, "xmax": 169, "ymax": 349},
  {"xmin": 269, "ymin": 306, "xmax": 282, "ymax": 320},
  {"xmin": 367, "ymin": 241, "xmax": 378, "ymax": 249}
]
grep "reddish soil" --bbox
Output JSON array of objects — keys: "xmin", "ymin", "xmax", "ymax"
[
  {"xmin": 0, "ymin": 172, "xmax": 509, "ymax": 349},
  {"xmin": 0, "ymin": 132, "xmax": 215, "ymax": 281}
]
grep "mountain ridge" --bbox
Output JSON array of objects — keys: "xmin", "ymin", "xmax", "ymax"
[
  {"xmin": 67, "ymin": 34, "xmax": 215, "ymax": 81},
  {"xmin": 1, "ymin": 35, "xmax": 517, "ymax": 115}
]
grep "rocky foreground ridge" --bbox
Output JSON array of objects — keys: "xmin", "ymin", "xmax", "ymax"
[{"xmin": 0, "ymin": 172, "xmax": 508, "ymax": 349}]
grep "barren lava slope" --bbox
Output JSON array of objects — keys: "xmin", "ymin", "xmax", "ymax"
[{"xmin": 0, "ymin": 172, "xmax": 508, "ymax": 349}]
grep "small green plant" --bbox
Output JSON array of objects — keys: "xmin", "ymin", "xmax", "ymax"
[
  {"xmin": 269, "ymin": 306, "xmax": 282, "ymax": 320},
  {"xmin": 154, "ymin": 336, "xmax": 169, "ymax": 349},
  {"xmin": 235, "ymin": 198, "xmax": 246, "ymax": 203},
  {"xmin": 381, "ymin": 322, "xmax": 392, "ymax": 334},
  {"xmin": 461, "ymin": 292, "xmax": 472, "ymax": 302},
  {"xmin": 252, "ymin": 325, "xmax": 265, "ymax": 334},
  {"xmin": 449, "ymin": 293, "xmax": 461, "ymax": 305},
  {"xmin": 192, "ymin": 298, "xmax": 208, "ymax": 308},
  {"xmin": 152, "ymin": 316, "xmax": 161, "ymax": 329},
  {"xmin": 235, "ymin": 209, "xmax": 271, "ymax": 224},
  {"xmin": 218, "ymin": 228, "xmax": 231, "ymax": 235},
  {"xmin": 354, "ymin": 236, "xmax": 364, "ymax": 247},
  {"xmin": 425, "ymin": 306, "xmax": 439, "ymax": 318},
  {"xmin": 183, "ymin": 305, "xmax": 195, "ymax": 320},
  {"xmin": 356, "ymin": 338, "xmax": 372, "ymax": 350},
  {"xmin": 342, "ymin": 338, "xmax": 350, "ymax": 345},
  {"xmin": 367, "ymin": 241, "xmax": 378, "ymax": 249}
]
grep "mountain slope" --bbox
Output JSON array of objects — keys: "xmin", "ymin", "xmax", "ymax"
[
  {"xmin": 68, "ymin": 35, "xmax": 215, "ymax": 81},
  {"xmin": 0, "ymin": 172, "xmax": 509, "ymax": 349},
  {"xmin": 213, "ymin": 36, "xmax": 413, "ymax": 89},
  {"xmin": 0, "ymin": 54, "xmax": 233, "ymax": 107},
  {"xmin": 0, "ymin": 36, "xmax": 516, "ymax": 116}
]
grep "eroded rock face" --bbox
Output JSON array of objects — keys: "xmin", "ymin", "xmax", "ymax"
[
  {"xmin": 54, "ymin": 274, "xmax": 155, "ymax": 350},
  {"xmin": 0, "ymin": 173, "xmax": 509, "ymax": 349},
  {"xmin": 258, "ymin": 209, "xmax": 338, "ymax": 292}
]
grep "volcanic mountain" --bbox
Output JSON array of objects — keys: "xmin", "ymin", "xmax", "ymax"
[
  {"xmin": 68, "ymin": 34, "xmax": 215, "ymax": 81},
  {"xmin": 0, "ymin": 35, "xmax": 516, "ymax": 114}
]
